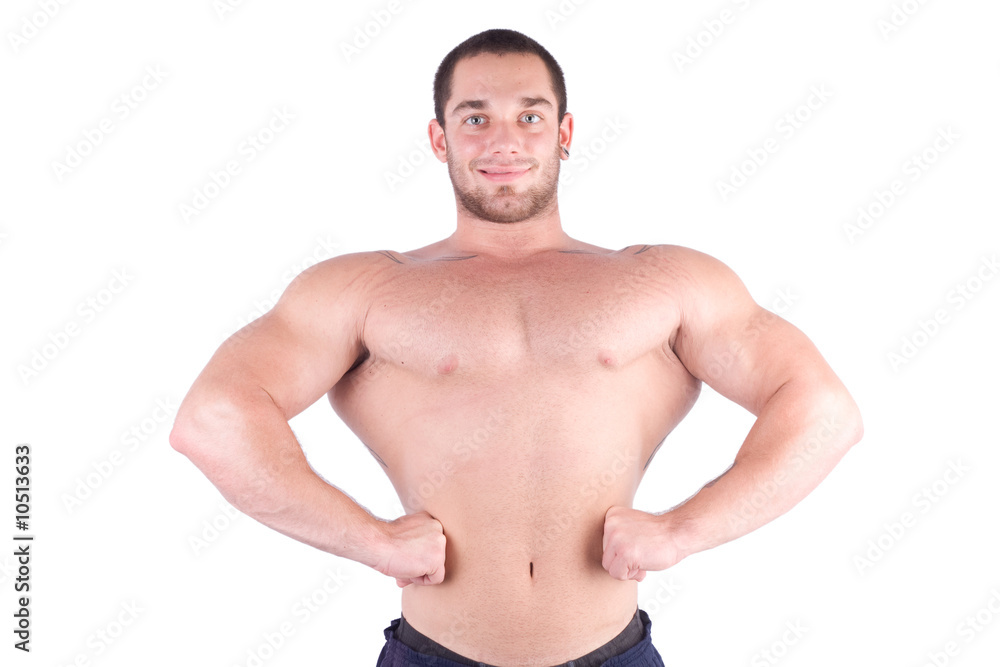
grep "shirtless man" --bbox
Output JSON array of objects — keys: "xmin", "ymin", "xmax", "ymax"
[{"xmin": 170, "ymin": 29, "xmax": 863, "ymax": 667}]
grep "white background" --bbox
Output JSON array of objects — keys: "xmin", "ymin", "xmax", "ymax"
[{"xmin": 3, "ymin": 0, "xmax": 999, "ymax": 665}]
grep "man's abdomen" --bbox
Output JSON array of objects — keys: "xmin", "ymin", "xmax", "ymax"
[
  {"xmin": 384, "ymin": 389, "xmax": 653, "ymax": 663},
  {"xmin": 398, "ymin": 486, "xmax": 641, "ymax": 665}
]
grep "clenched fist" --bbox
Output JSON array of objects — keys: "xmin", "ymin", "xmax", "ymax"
[
  {"xmin": 601, "ymin": 506, "xmax": 683, "ymax": 581},
  {"xmin": 374, "ymin": 511, "xmax": 448, "ymax": 588}
]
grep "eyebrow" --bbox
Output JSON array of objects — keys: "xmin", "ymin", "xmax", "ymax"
[{"xmin": 451, "ymin": 96, "xmax": 554, "ymax": 116}]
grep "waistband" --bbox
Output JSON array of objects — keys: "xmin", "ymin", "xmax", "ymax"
[{"xmin": 392, "ymin": 607, "xmax": 646, "ymax": 667}]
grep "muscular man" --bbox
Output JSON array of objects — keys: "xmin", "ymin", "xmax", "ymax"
[{"xmin": 170, "ymin": 29, "xmax": 863, "ymax": 667}]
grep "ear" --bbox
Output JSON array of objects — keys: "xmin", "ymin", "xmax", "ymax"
[
  {"xmin": 559, "ymin": 112, "xmax": 574, "ymax": 160},
  {"xmin": 429, "ymin": 119, "xmax": 448, "ymax": 163}
]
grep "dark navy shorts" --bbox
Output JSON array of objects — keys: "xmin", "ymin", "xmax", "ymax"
[{"xmin": 375, "ymin": 607, "xmax": 665, "ymax": 666}]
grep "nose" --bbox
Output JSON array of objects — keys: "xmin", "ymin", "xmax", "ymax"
[{"xmin": 487, "ymin": 119, "xmax": 520, "ymax": 155}]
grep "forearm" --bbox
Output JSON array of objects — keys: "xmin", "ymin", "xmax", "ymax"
[
  {"xmin": 666, "ymin": 381, "xmax": 863, "ymax": 559},
  {"xmin": 170, "ymin": 388, "xmax": 387, "ymax": 569}
]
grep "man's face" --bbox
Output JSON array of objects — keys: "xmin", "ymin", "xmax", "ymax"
[{"xmin": 432, "ymin": 52, "xmax": 571, "ymax": 224}]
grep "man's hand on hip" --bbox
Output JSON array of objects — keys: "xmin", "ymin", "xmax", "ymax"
[
  {"xmin": 375, "ymin": 511, "xmax": 447, "ymax": 588},
  {"xmin": 601, "ymin": 506, "xmax": 683, "ymax": 581}
]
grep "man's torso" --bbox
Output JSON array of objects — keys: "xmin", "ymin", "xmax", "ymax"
[{"xmin": 329, "ymin": 243, "xmax": 700, "ymax": 664}]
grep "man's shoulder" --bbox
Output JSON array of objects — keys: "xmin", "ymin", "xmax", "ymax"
[
  {"xmin": 273, "ymin": 250, "xmax": 405, "ymax": 307},
  {"xmin": 329, "ymin": 241, "xmax": 467, "ymax": 265},
  {"xmin": 621, "ymin": 243, "xmax": 758, "ymax": 328},
  {"xmin": 622, "ymin": 243, "xmax": 736, "ymax": 281},
  {"xmin": 294, "ymin": 248, "xmax": 412, "ymax": 278},
  {"xmin": 623, "ymin": 242, "xmax": 713, "ymax": 261}
]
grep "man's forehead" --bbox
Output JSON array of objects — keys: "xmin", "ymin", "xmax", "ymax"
[{"xmin": 449, "ymin": 52, "xmax": 555, "ymax": 108}]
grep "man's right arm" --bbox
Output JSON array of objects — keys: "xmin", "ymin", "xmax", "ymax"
[{"xmin": 169, "ymin": 252, "xmax": 445, "ymax": 585}]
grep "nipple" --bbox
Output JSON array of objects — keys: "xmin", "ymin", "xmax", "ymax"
[{"xmin": 437, "ymin": 353, "xmax": 459, "ymax": 375}]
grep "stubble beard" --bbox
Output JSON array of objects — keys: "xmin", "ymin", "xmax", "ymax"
[{"xmin": 447, "ymin": 144, "xmax": 562, "ymax": 224}]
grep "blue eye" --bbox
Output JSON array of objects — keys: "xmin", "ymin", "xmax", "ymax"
[
  {"xmin": 465, "ymin": 116, "xmax": 485, "ymax": 126},
  {"xmin": 522, "ymin": 114, "xmax": 541, "ymax": 123}
]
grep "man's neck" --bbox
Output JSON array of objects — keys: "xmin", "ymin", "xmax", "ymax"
[{"xmin": 448, "ymin": 209, "xmax": 574, "ymax": 261}]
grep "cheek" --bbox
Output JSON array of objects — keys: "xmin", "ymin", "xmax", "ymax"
[
  {"xmin": 461, "ymin": 140, "xmax": 486, "ymax": 157},
  {"xmin": 523, "ymin": 133, "xmax": 557, "ymax": 153},
  {"xmin": 449, "ymin": 138, "xmax": 486, "ymax": 165}
]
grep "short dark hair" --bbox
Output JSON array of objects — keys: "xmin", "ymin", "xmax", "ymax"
[{"xmin": 433, "ymin": 28, "xmax": 567, "ymax": 129}]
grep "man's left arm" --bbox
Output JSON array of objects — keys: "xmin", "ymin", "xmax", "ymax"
[{"xmin": 602, "ymin": 247, "xmax": 863, "ymax": 581}]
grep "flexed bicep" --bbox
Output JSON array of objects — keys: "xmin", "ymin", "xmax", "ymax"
[
  {"xmin": 186, "ymin": 251, "xmax": 377, "ymax": 422},
  {"xmin": 669, "ymin": 247, "xmax": 837, "ymax": 417}
]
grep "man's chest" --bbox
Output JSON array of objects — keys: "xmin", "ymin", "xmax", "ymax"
[{"xmin": 361, "ymin": 252, "xmax": 682, "ymax": 377}]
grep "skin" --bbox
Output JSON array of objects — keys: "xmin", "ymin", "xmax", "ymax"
[{"xmin": 170, "ymin": 52, "xmax": 863, "ymax": 665}]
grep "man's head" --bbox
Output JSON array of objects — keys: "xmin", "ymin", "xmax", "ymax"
[{"xmin": 429, "ymin": 29, "xmax": 573, "ymax": 225}]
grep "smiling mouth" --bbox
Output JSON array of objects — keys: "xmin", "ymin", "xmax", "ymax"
[{"xmin": 478, "ymin": 167, "xmax": 530, "ymax": 182}]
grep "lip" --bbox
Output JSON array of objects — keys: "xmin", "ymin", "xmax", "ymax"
[{"xmin": 477, "ymin": 167, "xmax": 530, "ymax": 183}]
